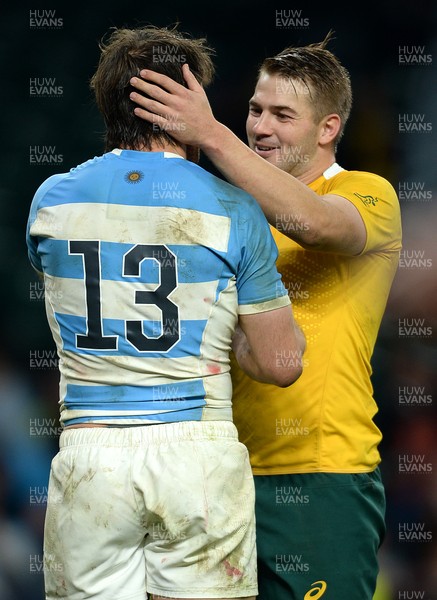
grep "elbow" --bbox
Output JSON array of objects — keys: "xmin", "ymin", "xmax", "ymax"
[
  {"xmin": 268, "ymin": 337, "xmax": 306, "ymax": 387},
  {"xmin": 298, "ymin": 228, "xmax": 326, "ymax": 251},
  {"xmin": 273, "ymin": 363, "xmax": 303, "ymax": 388},
  {"xmin": 264, "ymin": 359, "xmax": 303, "ymax": 388}
]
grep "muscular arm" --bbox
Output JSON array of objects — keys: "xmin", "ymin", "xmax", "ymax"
[
  {"xmin": 197, "ymin": 120, "xmax": 366, "ymax": 254},
  {"xmin": 130, "ymin": 65, "xmax": 366, "ymax": 255},
  {"xmin": 232, "ymin": 305, "xmax": 306, "ymax": 387}
]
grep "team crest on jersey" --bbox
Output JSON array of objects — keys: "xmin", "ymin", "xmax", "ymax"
[
  {"xmin": 354, "ymin": 192, "xmax": 380, "ymax": 207},
  {"xmin": 125, "ymin": 170, "xmax": 144, "ymax": 184}
]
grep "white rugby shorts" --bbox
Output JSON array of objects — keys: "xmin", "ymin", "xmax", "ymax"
[{"xmin": 44, "ymin": 421, "xmax": 258, "ymax": 599}]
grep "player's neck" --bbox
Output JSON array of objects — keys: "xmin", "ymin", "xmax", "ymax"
[
  {"xmin": 123, "ymin": 141, "xmax": 187, "ymax": 158},
  {"xmin": 296, "ymin": 148, "xmax": 337, "ymax": 185}
]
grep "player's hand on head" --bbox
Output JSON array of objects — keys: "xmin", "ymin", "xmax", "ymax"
[{"xmin": 129, "ymin": 64, "xmax": 216, "ymax": 147}]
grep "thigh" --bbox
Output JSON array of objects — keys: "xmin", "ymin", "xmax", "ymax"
[
  {"xmin": 44, "ymin": 440, "xmax": 147, "ymax": 600},
  {"xmin": 142, "ymin": 430, "xmax": 258, "ymax": 599},
  {"xmin": 254, "ymin": 470, "xmax": 386, "ymax": 600}
]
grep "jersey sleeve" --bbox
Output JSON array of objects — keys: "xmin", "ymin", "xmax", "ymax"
[
  {"xmin": 235, "ymin": 197, "xmax": 291, "ymax": 315},
  {"xmin": 26, "ymin": 190, "xmax": 43, "ymax": 273},
  {"xmin": 26, "ymin": 173, "xmax": 67, "ymax": 273},
  {"xmin": 329, "ymin": 171, "xmax": 402, "ymax": 254}
]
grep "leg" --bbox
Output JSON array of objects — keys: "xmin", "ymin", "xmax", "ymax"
[
  {"xmin": 254, "ymin": 470, "xmax": 386, "ymax": 600},
  {"xmin": 44, "ymin": 429, "xmax": 148, "ymax": 599},
  {"xmin": 142, "ymin": 422, "xmax": 258, "ymax": 599}
]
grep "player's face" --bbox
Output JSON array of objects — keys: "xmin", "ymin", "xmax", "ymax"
[{"xmin": 246, "ymin": 72, "xmax": 321, "ymax": 178}]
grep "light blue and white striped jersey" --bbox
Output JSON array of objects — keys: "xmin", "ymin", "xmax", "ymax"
[{"xmin": 27, "ymin": 150, "xmax": 290, "ymax": 427}]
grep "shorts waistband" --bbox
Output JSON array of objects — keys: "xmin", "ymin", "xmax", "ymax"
[{"xmin": 59, "ymin": 420, "xmax": 239, "ymax": 448}]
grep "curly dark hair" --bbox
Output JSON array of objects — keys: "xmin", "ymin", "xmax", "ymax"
[{"xmin": 90, "ymin": 25, "xmax": 215, "ymax": 151}]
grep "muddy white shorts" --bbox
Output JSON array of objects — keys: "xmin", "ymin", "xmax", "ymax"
[{"xmin": 44, "ymin": 421, "xmax": 257, "ymax": 599}]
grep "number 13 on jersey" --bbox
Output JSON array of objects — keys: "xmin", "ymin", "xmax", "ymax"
[{"xmin": 69, "ymin": 240, "xmax": 180, "ymax": 352}]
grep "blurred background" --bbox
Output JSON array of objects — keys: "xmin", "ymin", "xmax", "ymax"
[{"xmin": 1, "ymin": 1, "xmax": 436, "ymax": 598}]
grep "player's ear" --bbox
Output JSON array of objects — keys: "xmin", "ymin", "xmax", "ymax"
[{"xmin": 318, "ymin": 113, "xmax": 341, "ymax": 146}]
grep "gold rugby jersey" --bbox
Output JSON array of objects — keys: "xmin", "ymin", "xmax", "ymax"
[{"xmin": 232, "ymin": 163, "xmax": 402, "ymax": 474}]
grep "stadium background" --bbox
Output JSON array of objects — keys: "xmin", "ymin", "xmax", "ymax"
[{"xmin": 1, "ymin": 1, "xmax": 436, "ymax": 598}]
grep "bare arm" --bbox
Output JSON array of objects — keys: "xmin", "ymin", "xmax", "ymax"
[
  {"xmin": 130, "ymin": 66, "xmax": 366, "ymax": 255},
  {"xmin": 232, "ymin": 305, "xmax": 306, "ymax": 387}
]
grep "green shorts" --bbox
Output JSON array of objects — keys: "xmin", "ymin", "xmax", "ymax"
[{"xmin": 254, "ymin": 470, "xmax": 386, "ymax": 600}]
